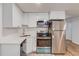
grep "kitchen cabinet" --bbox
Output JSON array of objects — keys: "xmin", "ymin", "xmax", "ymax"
[
  {"xmin": 0, "ymin": 35, "xmax": 26, "ymax": 56},
  {"xmin": 0, "ymin": 4, "xmax": 2, "ymax": 26},
  {"xmin": 0, "ymin": 44, "xmax": 20, "ymax": 56},
  {"xmin": 0, "ymin": 42, "xmax": 26, "ymax": 56},
  {"xmin": 23, "ymin": 13, "xmax": 38, "ymax": 27},
  {"xmin": 0, "ymin": 4, "xmax": 2, "ymax": 37},
  {"xmin": 23, "ymin": 13, "xmax": 49, "ymax": 27},
  {"xmin": 0, "ymin": 45, "xmax": 1, "ymax": 56},
  {"xmin": 25, "ymin": 28, "xmax": 36, "ymax": 54},
  {"xmin": 2, "ymin": 4, "xmax": 23, "ymax": 27},
  {"xmin": 26, "ymin": 36, "xmax": 33, "ymax": 54},
  {"xmin": 49, "ymin": 11, "xmax": 65, "ymax": 19},
  {"xmin": 28, "ymin": 13, "xmax": 38, "ymax": 27},
  {"xmin": 37, "ymin": 13, "xmax": 49, "ymax": 21}
]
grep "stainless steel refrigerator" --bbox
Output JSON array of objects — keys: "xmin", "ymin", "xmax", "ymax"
[{"xmin": 50, "ymin": 20, "xmax": 66, "ymax": 54}]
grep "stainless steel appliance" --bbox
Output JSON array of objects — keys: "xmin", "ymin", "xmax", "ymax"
[{"xmin": 50, "ymin": 19, "xmax": 66, "ymax": 54}]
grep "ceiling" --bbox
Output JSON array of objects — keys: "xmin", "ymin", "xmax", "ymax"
[{"xmin": 17, "ymin": 3, "xmax": 79, "ymax": 18}]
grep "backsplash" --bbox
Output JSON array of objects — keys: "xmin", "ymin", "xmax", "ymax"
[
  {"xmin": 37, "ymin": 28, "xmax": 48, "ymax": 33},
  {"xmin": 2, "ymin": 28, "xmax": 19, "ymax": 37}
]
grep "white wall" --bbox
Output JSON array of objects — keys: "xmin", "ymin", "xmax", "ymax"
[
  {"xmin": 66, "ymin": 20, "xmax": 72, "ymax": 40},
  {"xmin": 2, "ymin": 28, "xmax": 19, "ymax": 37},
  {"xmin": 71, "ymin": 17, "xmax": 79, "ymax": 44},
  {"xmin": 66, "ymin": 17, "xmax": 79, "ymax": 44}
]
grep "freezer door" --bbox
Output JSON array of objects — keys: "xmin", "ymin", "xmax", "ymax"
[{"xmin": 52, "ymin": 21, "xmax": 64, "ymax": 30}]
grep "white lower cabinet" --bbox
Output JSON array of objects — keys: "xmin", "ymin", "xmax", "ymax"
[
  {"xmin": 0, "ymin": 39, "xmax": 26, "ymax": 56},
  {"xmin": 25, "ymin": 30, "xmax": 36, "ymax": 54},
  {"xmin": 26, "ymin": 36, "xmax": 33, "ymax": 54},
  {"xmin": 0, "ymin": 44, "xmax": 20, "ymax": 56},
  {"xmin": 23, "ymin": 13, "xmax": 49, "ymax": 27},
  {"xmin": 2, "ymin": 3, "xmax": 23, "ymax": 27}
]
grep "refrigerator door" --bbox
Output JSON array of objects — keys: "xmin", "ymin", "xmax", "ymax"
[
  {"xmin": 52, "ymin": 21, "xmax": 64, "ymax": 30},
  {"xmin": 52, "ymin": 20, "xmax": 66, "ymax": 54},
  {"xmin": 52, "ymin": 31, "xmax": 65, "ymax": 53}
]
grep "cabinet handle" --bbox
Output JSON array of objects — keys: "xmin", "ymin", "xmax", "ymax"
[{"xmin": 20, "ymin": 35, "xmax": 31, "ymax": 37}]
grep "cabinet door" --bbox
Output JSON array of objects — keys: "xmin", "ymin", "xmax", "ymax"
[
  {"xmin": 50, "ymin": 11, "xmax": 65, "ymax": 19},
  {"xmin": 26, "ymin": 29, "xmax": 36, "ymax": 54},
  {"xmin": 0, "ymin": 4, "xmax": 2, "ymax": 37},
  {"xmin": 37, "ymin": 13, "xmax": 49, "ymax": 21},
  {"xmin": 3, "ymin": 4, "xmax": 23, "ymax": 27},
  {"xmin": 28, "ymin": 13, "xmax": 37, "ymax": 27},
  {"xmin": 13, "ymin": 4, "xmax": 23, "ymax": 27},
  {"xmin": 2, "ymin": 4, "xmax": 13, "ymax": 27},
  {"xmin": 1, "ymin": 44, "xmax": 20, "ymax": 56}
]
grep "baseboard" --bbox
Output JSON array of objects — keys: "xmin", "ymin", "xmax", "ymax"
[{"xmin": 53, "ymin": 53, "xmax": 65, "ymax": 55}]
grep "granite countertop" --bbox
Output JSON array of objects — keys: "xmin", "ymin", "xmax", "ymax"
[{"xmin": 0, "ymin": 34, "xmax": 26, "ymax": 44}]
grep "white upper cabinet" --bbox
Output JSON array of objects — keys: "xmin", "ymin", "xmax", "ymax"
[
  {"xmin": 49, "ymin": 11, "xmax": 65, "ymax": 19},
  {"xmin": 0, "ymin": 4, "xmax": 2, "ymax": 27},
  {"xmin": 2, "ymin": 4, "xmax": 12, "ymax": 27},
  {"xmin": 23, "ymin": 13, "xmax": 37, "ymax": 27},
  {"xmin": 28, "ymin": 13, "xmax": 38, "ymax": 27},
  {"xmin": 0, "ymin": 4, "xmax": 2, "ymax": 37},
  {"xmin": 23, "ymin": 13, "xmax": 49, "ymax": 27},
  {"xmin": 2, "ymin": 4, "xmax": 23, "ymax": 27},
  {"xmin": 12, "ymin": 4, "xmax": 23, "ymax": 27},
  {"xmin": 37, "ymin": 13, "xmax": 49, "ymax": 21}
]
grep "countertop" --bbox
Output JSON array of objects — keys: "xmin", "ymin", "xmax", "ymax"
[
  {"xmin": 0, "ymin": 34, "xmax": 26, "ymax": 44},
  {"xmin": 37, "ymin": 36, "xmax": 51, "ymax": 39}
]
